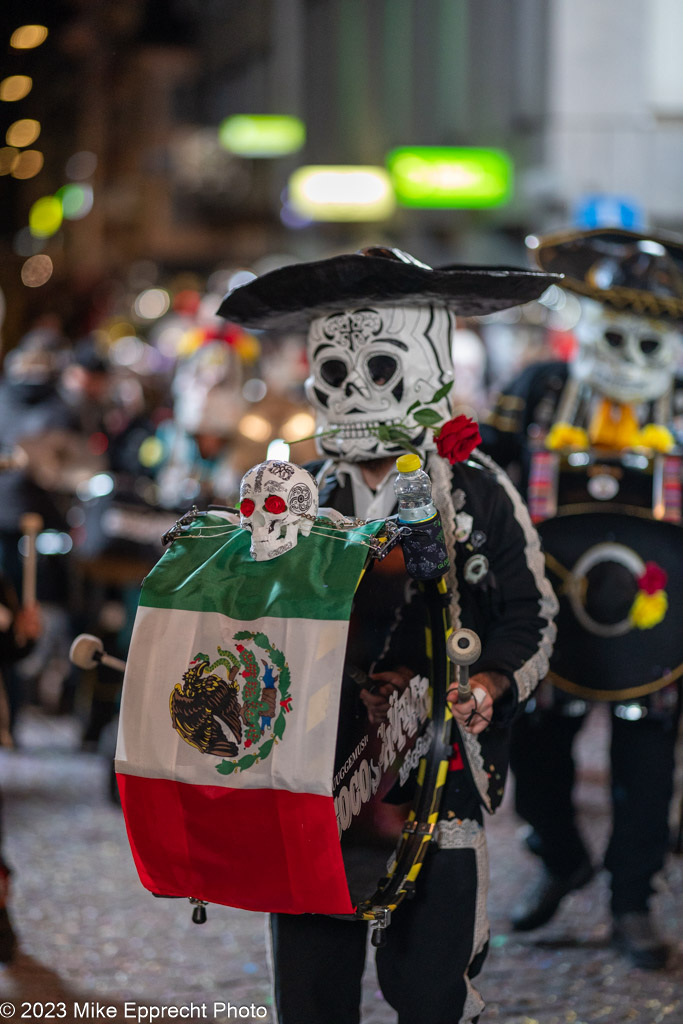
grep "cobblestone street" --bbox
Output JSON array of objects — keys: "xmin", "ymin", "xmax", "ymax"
[{"xmin": 0, "ymin": 706, "xmax": 681, "ymax": 1024}]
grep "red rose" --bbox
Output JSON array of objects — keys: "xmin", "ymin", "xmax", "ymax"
[
  {"xmin": 638, "ymin": 562, "xmax": 668, "ymax": 595},
  {"xmin": 435, "ymin": 415, "xmax": 482, "ymax": 464}
]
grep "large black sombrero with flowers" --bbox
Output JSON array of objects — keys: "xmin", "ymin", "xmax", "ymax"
[
  {"xmin": 217, "ymin": 247, "xmax": 561, "ymax": 331},
  {"xmin": 529, "ymin": 227, "xmax": 683, "ymax": 322}
]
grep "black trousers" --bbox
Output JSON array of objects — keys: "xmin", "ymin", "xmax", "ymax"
[
  {"xmin": 270, "ymin": 781, "xmax": 487, "ymax": 1024},
  {"xmin": 510, "ymin": 689, "xmax": 681, "ymax": 914}
]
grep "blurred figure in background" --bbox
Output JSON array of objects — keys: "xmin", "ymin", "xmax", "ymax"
[
  {"xmin": 60, "ymin": 335, "xmax": 112, "ymax": 436},
  {"xmin": 61, "ymin": 335, "xmax": 166, "ymax": 746},
  {"xmin": 156, "ymin": 334, "xmax": 247, "ymax": 509},
  {"xmin": 481, "ymin": 227, "xmax": 683, "ymax": 970},
  {"xmin": 450, "ymin": 324, "xmax": 489, "ymax": 419},
  {"xmin": 0, "ymin": 325, "xmax": 78, "ymax": 729},
  {"xmin": 0, "ymin": 324, "xmax": 76, "ymax": 587},
  {"xmin": 61, "ymin": 333, "xmax": 159, "ymax": 480},
  {"xmin": 0, "ymin": 567, "xmax": 42, "ymax": 961}
]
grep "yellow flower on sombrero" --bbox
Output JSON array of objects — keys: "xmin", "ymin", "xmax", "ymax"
[
  {"xmin": 634, "ymin": 423, "xmax": 675, "ymax": 453},
  {"xmin": 628, "ymin": 562, "xmax": 668, "ymax": 629},
  {"xmin": 629, "ymin": 590, "xmax": 668, "ymax": 629},
  {"xmin": 546, "ymin": 422, "xmax": 589, "ymax": 451}
]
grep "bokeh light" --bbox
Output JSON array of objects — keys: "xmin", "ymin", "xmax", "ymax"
[
  {"xmin": 134, "ymin": 288, "xmax": 171, "ymax": 320},
  {"xmin": 65, "ymin": 150, "xmax": 97, "ymax": 180},
  {"xmin": 28, "ymin": 196, "xmax": 63, "ymax": 237},
  {"xmin": 88, "ymin": 432, "xmax": 109, "ymax": 457},
  {"xmin": 280, "ymin": 201, "xmax": 312, "ymax": 230},
  {"xmin": 154, "ymin": 324, "xmax": 186, "ymax": 358},
  {"xmin": 242, "ymin": 378, "xmax": 268, "ymax": 403},
  {"xmin": 110, "ymin": 336, "xmax": 145, "ymax": 367},
  {"xmin": 234, "ymin": 331, "xmax": 260, "ymax": 363},
  {"xmin": 218, "ymin": 115, "xmax": 305, "ymax": 157},
  {"xmin": 34, "ymin": 532, "xmax": 72, "ymax": 556},
  {"xmin": 0, "ymin": 76, "xmax": 33, "ymax": 102},
  {"xmin": 387, "ymin": 147, "xmax": 513, "ymax": 208},
  {"xmin": 225, "ymin": 269, "xmax": 257, "ymax": 293},
  {"xmin": 238, "ymin": 414, "xmax": 271, "ymax": 443},
  {"xmin": 138, "ymin": 437, "xmax": 165, "ymax": 468},
  {"xmin": 10, "ymin": 25, "xmax": 48, "ymax": 49},
  {"xmin": 58, "ymin": 183, "xmax": 94, "ymax": 219},
  {"xmin": 21, "ymin": 254, "xmax": 53, "ymax": 287},
  {"xmin": 172, "ymin": 289, "xmax": 201, "ymax": 316},
  {"xmin": 177, "ymin": 326, "xmax": 204, "ymax": 357},
  {"xmin": 288, "ymin": 166, "xmax": 395, "ymax": 221},
  {"xmin": 6, "ymin": 119, "xmax": 40, "ymax": 147},
  {"xmin": 0, "ymin": 147, "xmax": 18, "ymax": 175},
  {"xmin": 11, "ymin": 149, "xmax": 43, "ymax": 179},
  {"xmin": 13, "ymin": 227, "xmax": 41, "ymax": 257},
  {"xmin": 76, "ymin": 474, "xmax": 115, "ymax": 501},
  {"xmin": 106, "ymin": 321, "xmax": 136, "ymax": 341},
  {"xmin": 281, "ymin": 412, "xmax": 316, "ymax": 441}
]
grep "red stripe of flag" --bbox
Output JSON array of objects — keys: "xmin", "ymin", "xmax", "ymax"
[{"xmin": 117, "ymin": 774, "xmax": 354, "ymax": 915}]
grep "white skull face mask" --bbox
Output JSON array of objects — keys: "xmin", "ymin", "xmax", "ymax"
[
  {"xmin": 239, "ymin": 460, "xmax": 318, "ymax": 561},
  {"xmin": 304, "ymin": 305, "xmax": 454, "ymax": 460},
  {"xmin": 573, "ymin": 298, "xmax": 680, "ymax": 404}
]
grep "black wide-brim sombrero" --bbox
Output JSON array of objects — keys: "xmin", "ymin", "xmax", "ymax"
[
  {"xmin": 529, "ymin": 227, "xmax": 683, "ymax": 322},
  {"xmin": 217, "ymin": 246, "xmax": 561, "ymax": 331}
]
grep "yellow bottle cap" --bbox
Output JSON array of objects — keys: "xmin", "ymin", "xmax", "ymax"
[{"xmin": 396, "ymin": 453, "xmax": 421, "ymax": 473}]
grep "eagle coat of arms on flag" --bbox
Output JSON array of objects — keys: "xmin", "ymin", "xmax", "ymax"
[{"xmin": 169, "ymin": 632, "xmax": 292, "ymax": 772}]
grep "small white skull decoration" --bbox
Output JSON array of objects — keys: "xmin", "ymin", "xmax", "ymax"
[{"xmin": 239, "ymin": 460, "xmax": 319, "ymax": 561}]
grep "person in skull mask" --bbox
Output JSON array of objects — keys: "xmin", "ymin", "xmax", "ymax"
[
  {"xmin": 480, "ymin": 227, "xmax": 683, "ymax": 970},
  {"xmin": 218, "ymin": 247, "xmax": 559, "ymax": 1024}
]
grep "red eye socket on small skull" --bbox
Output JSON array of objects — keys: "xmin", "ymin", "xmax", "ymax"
[
  {"xmin": 264, "ymin": 495, "xmax": 287, "ymax": 514},
  {"xmin": 240, "ymin": 498, "xmax": 255, "ymax": 517}
]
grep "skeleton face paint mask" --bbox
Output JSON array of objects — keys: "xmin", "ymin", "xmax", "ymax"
[
  {"xmin": 573, "ymin": 298, "xmax": 680, "ymax": 404},
  {"xmin": 239, "ymin": 460, "xmax": 318, "ymax": 561},
  {"xmin": 304, "ymin": 305, "xmax": 455, "ymax": 460}
]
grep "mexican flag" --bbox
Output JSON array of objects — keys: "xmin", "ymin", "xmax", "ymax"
[{"xmin": 115, "ymin": 512, "xmax": 380, "ymax": 915}]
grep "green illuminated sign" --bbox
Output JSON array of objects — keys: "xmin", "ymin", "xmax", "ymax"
[
  {"xmin": 218, "ymin": 115, "xmax": 306, "ymax": 157},
  {"xmin": 386, "ymin": 147, "xmax": 513, "ymax": 208}
]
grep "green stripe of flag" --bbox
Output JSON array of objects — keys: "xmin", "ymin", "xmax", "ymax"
[{"xmin": 139, "ymin": 516, "xmax": 382, "ymax": 621}]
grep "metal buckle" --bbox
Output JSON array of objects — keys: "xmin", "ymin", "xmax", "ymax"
[
  {"xmin": 370, "ymin": 518, "xmax": 410, "ymax": 561},
  {"xmin": 161, "ymin": 506, "xmax": 205, "ymax": 545},
  {"xmin": 369, "ymin": 907, "xmax": 392, "ymax": 947}
]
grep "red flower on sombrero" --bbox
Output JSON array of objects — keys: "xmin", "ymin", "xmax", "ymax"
[
  {"xmin": 435, "ymin": 415, "xmax": 482, "ymax": 465},
  {"xmin": 638, "ymin": 562, "xmax": 668, "ymax": 595},
  {"xmin": 630, "ymin": 561, "xmax": 668, "ymax": 629}
]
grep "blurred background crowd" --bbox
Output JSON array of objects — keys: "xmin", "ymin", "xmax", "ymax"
[{"xmin": 1, "ymin": 0, "xmax": 683, "ymax": 765}]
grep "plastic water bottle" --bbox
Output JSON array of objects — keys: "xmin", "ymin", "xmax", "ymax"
[
  {"xmin": 393, "ymin": 454, "xmax": 449, "ymax": 579},
  {"xmin": 394, "ymin": 453, "xmax": 437, "ymax": 523}
]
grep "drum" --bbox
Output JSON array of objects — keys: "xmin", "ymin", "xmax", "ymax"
[
  {"xmin": 333, "ymin": 542, "xmax": 453, "ymax": 932},
  {"xmin": 529, "ymin": 448, "xmax": 683, "ymax": 700},
  {"xmin": 528, "ymin": 449, "xmax": 682, "ymax": 524}
]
